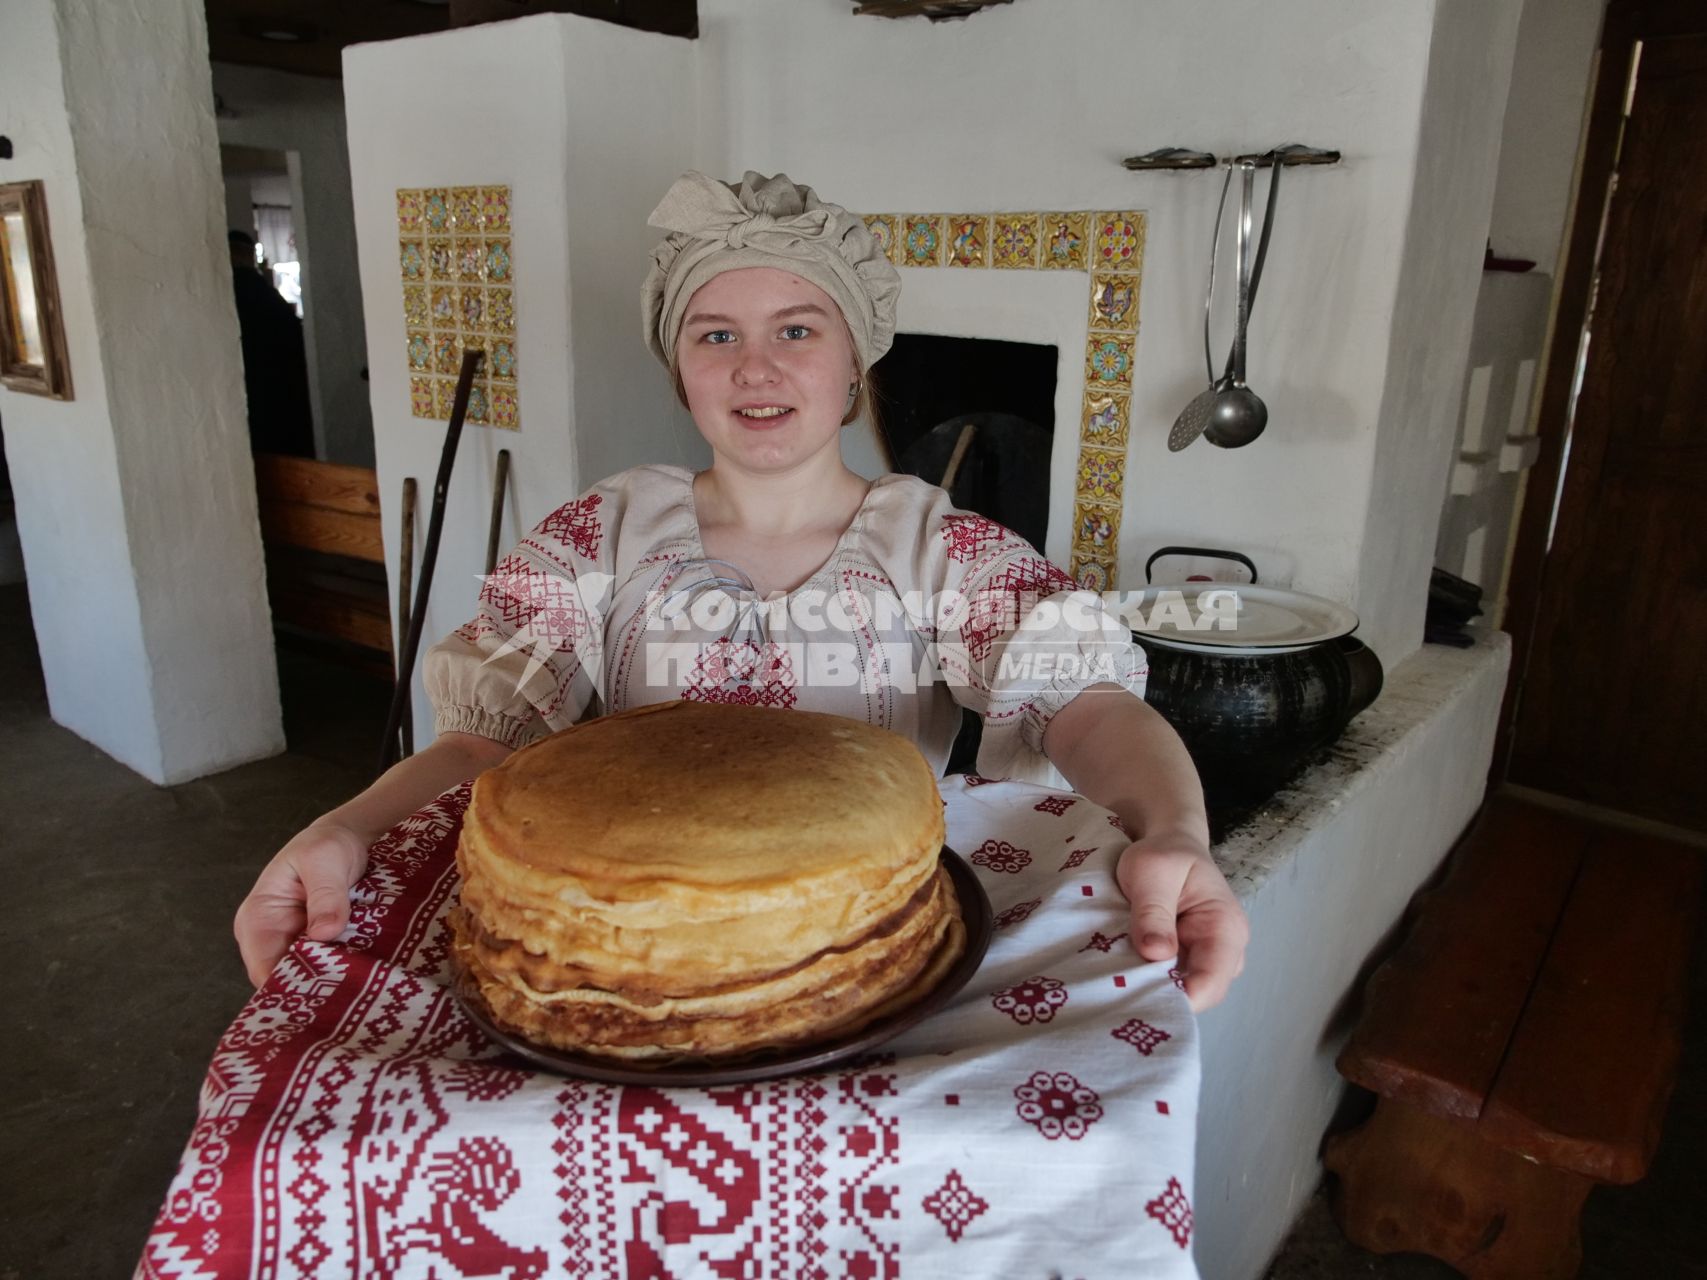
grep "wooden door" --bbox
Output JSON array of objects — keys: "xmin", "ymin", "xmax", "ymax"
[{"xmin": 1506, "ymin": 30, "xmax": 1707, "ymax": 832}]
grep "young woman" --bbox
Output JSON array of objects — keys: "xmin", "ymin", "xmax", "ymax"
[{"xmin": 234, "ymin": 171, "xmax": 1249, "ymax": 1010}]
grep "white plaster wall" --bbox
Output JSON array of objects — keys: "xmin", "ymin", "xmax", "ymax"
[
  {"xmin": 1354, "ymin": 0, "xmax": 1524, "ymax": 667},
  {"xmin": 0, "ymin": 0, "xmax": 282, "ymax": 782},
  {"xmin": 212, "ymin": 61, "xmax": 374, "ymax": 465},
  {"xmin": 1488, "ymin": 0, "xmax": 1607, "ymax": 270},
  {"xmin": 344, "ymin": 15, "xmax": 698, "ymax": 739},
  {"xmin": 1197, "ymin": 635, "xmax": 1511, "ymax": 1280},
  {"xmin": 694, "ymin": 0, "xmax": 1447, "ymax": 671}
]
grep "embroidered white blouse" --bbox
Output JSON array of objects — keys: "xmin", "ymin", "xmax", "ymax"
[{"xmin": 423, "ymin": 465, "xmax": 1147, "ymax": 785}]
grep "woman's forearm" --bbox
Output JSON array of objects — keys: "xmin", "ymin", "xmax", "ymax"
[
  {"xmin": 321, "ymin": 731, "xmax": 514, "ymax": 846},
  {"xmin": 1041, "ymin": 683, "xmax": 1209, "ymax": 845}
]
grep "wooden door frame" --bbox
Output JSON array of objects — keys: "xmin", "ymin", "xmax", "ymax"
[{"xmin": 1491, "ymin": 0, "xmax": 1707, "ymax": 784}]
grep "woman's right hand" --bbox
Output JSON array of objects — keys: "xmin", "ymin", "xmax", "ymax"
[{"xmin": 234, "ymin": 819, "xmax": 373, "ymax": 988}]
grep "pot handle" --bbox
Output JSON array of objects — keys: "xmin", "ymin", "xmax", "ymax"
[
  {"xmin": 1336, "ymin": 636, "xmax": 1385, "ymax": 719},
  {"xmin": 1146, "ymin": 545, "xmax": 1259, "ymax": 585}
]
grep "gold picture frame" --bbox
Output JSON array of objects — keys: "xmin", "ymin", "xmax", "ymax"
[{"xmin": 0, "ymin": 180, "xmax": 73, "ymax": 400}]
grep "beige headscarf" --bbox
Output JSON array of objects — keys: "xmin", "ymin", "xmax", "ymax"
[{"xmin": 641, "ymin": 171, "xmax": 901, "ymax": 372}]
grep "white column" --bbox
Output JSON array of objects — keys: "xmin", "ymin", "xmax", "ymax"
[{"xmin": 0, "ymin": 0, "xmax": 284, "ymax": 783}]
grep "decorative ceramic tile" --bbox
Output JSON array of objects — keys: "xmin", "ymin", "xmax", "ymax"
[
  {"xmin": 1088, "ymin": 271, "xmax": 1140, "ymax": 332},
  {"xmin": 466, "ymin": 382, "xmax": 490, "ymax": 425},
  {"xmin": 490, "ymin": 385, "xmax": 520, "ymax": 430},
  {"xmin": 1080, "ymin": 391, "xmax": 1131, "ymax": 447},
  {"xmin": 990, "ymin": 214, "xmax": 1040, "ymax": 269},
  {"xmin": 1084, "ymin": 333, "xmax": 1135, "ymax": 387},
  {"xmin": 422, "ymin": 188, "xmax": 451, "ymax": 235},
  {"xmin": 481, "ymin": 186, "xmax": 510, "ymax": 234},
  {"xmin": 458, "ymin": 286, "xmax": 486, "ymax": 332},
  {"xmin": 485, "ymin": 287, "xmax": 515, "ymax": 334},
  {"xmin": 1040, "ymin": 213, "xmax": 1088, "ymax": 270},
  {"xmin": 402, "ymin": 284, "xmax": 429, "ymax": 328},
  {"xmin": 399, "ymin": 240, "xmax": 425, "ymax": 281},
  {"xmin": 431, "ymin": 333, "xmax": 462, "ymax": 377},
  {"xmin": 410, "ymin": 375, "xmax": 435, "ymax": 419},
  {"xmin": 450, "ymin": 186, "xmax": 483, "ymax": 234},
  {"xmin": 1070, "ymin": 552, "xmax": 1115, "ymax": 592},
  {"xmin": 1093, "ymin": 211, "xmax": 1145, "ymax": 273},
  {"xmin": 406, "ymin": 330, "xmax": 432, "ymax": 372},
  {"xmin": 945, "ymin": 215, "xmax": 989, "ymax": 267},
  {"xmin": 429, "ymin": 285, "xmax": 457, "ymax": 329},
  {"xmin": 486, "ymin": 335, "xmax": 518, "ymax": 382},
  {"xmin": 864, "ymin": 214, "xmax": 900, "ymax": 264},
  {"xmin": 1073, "ymin": 501, "xmax": 1120, "ymax": 554},
  {"xmin": 901, "ymin": 215, "xmax": 943, "ymax": 267},
  {"xmin": 426, "ymin": 238, "xmax": 454, "ymax": 281},
  {"xmin": 431, "ymin": 376, "xmax": 460, "ymax": 419},
  {"xmin": 455, "ymin": 239, "xmax": 485, "ymax": 283},
  {"xmin": 485, "ymin": 238, "xmax": 513, "ymax": 284},
  {"xmin": 397, "ymin": 189, "xmax": 424, "ymax": 238},
  {"xmin": 1077, "ymin": 448, "xmax": 1125, "ymax": 504}
]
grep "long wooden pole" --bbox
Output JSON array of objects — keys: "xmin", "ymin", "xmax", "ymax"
[
  {"xmin": 395, "ymin": 477, "xmax": 418, "ymax": 759},
  {"xmin": 378, "ymin": 348, "xmax": 482, "ymax": 774},
  {"xmin": 484, "ymin": 448, "xmax": 511, "ymax": 576}
]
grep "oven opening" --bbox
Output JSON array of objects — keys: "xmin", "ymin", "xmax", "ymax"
[{"xmin": 873, "ymin": 333, "xmax": 1058, "ymax": 551}]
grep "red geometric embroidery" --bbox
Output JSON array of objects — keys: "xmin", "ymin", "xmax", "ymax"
[
  {"xmin": 536, "ymin": 491, "xmax": 603, "ymax": 559},
  {"xmin": 1156, "ymin": 1100, "xmax": 1171, "ymax": 1116},
  {"xmin": 958, "ymin": 557, "xmax": 1079, "ymax": 662},
  {"xmin": 1034, "ymin": 795, "xmax": 1076, "ymax": 817},
  {"xmin": 1168, "ymin": 966, "xmax": 1187, "ymax": 992},
  {"xmin": 1079, "ymin": 931, "xmax": 1125, "ymax": 953},
  {"xmin": 968, "ymin": 839, "xmax": 1031, "ymax": 874},
  {"xmin": 1146, "ymin": 1176, "xmax": 1193, "ymax": 1248},
  {"xmin": 1111, "ymin": 1018, "xmax": 1172, "ymax": 1056},
  {"xmin": 680, "ymin": 639, "xmax": 799, "ymax": 710},
  {"xmin": 480, "ymin": 554, "xmax": 590, "ymax": 650},
  {"xmin": 1108, "ymin": 813, "xmax": 1132, "ymax": 838},
  {"xmin": 991, "ymin": 976, "xmax": 1069, "ymax": 1025},
  {"xmin": 1059, "ymin": 848, "xmax": 1094, "ymax": 871},
  {"xmin": 940, "ymin": 513, "xmax": 1010, "ymax": 563},
  {"xmin": 994, "ymin": 898, "xmax": 1042, "ymax": 929},
  {"xmin": 388, "ymin": 1138, "xmax": 547, "ymax": 1280},
  {"xmin": 921, "ymin": 1169, "xmax": 989, "ymax": 1243},
  {"xmin": 1014, "ymin": 1071, "xmax": 1103, "ymax": 1140},
  {"xmin": 962, "ymin": 773, "xmax": 998, "ymax": 787}
]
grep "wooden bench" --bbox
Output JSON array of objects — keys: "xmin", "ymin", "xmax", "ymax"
[
  {"xmin": 1324, "ymin": 794, "xmax": 1703, "ymax": 1278},
  {"xmin": 254, "ymin": 453, "xmax": 394, "ymax": 677}
]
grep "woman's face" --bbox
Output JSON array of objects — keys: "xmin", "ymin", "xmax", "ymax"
[{"xmin": 675, "ymin": 267, "xmax": 859, "ymax": 478}]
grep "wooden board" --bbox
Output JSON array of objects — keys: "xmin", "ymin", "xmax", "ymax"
[
  {"xmin": 1479, "ymin": 828, "xmax": 1705, "ymax": 1181},
  {"xmin": 269, "ymin": 582, "xmax": 394, "ymax": 656},
  {"xmin": 1337, "ymin": 797, "xmax": 1591, "ymax": 1117},
  {"xmin": 258, "ymin": 500, "xmax": 385, "ymax": 564},
  {"xmin": 254, "ymin": 453, "xmax": 382, "ymax": 518}
]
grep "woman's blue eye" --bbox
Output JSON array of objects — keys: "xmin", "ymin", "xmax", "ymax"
[
  {"xmin": 780, "ymin": 325, "xmax": 811, "ymax": 340},
  {"xmin": 702, "ymin": 330, "xmax": 734, "ymax": 344}
]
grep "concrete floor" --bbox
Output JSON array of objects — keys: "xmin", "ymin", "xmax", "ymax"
[{"xmin": 0, "ymin": 579, "xmax": 1701, "ymax": 1278}]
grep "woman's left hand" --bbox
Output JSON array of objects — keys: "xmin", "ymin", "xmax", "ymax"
[{"xmin": 1115, "ymin": 833, "xmax": 1249, "ymax": 1013}]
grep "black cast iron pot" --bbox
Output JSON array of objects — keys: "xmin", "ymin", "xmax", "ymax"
[{"xmin": 1133, "ymin": 548, "xmax": 1385, "ymax": 810}]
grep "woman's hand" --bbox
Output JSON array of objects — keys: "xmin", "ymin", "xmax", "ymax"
[
  {"xmin": 1116, "ymin": 832, "xmax": 1250, "ymax": 1013},
  {"xmin": 234, "ymin": 819, "xmax": 371, "ymax": 988}
]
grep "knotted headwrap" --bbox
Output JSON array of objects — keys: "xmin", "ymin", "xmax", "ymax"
[{"xmin": 641, "ymin": 171, "xmax": 901, "ymax": 372}]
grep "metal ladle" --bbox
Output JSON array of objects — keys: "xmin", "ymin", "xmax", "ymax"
[{"xmin": 1204, "ymin": 162, "xmax": 1267, "ymax": 448}]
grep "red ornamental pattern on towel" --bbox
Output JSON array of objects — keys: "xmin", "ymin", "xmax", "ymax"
[
  {"xmin": 1014, "ymin": 1071, "xmax": 1104, "ymax": 1140},
  {"xmin": 921, "ymin": 1170, "xmax": 989, "ymax": 1243},
  {"xmin": 991, "ymin": 976, "xmax": 1069, "ymax": 1025},
  {"xmin": 968, "ymin": 839, "xmax": 1031, "ymax": 874}
]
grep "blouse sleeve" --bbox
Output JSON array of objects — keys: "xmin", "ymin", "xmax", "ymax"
[
  {"xmin": 927, "ymin": 508, "xmax": 1149, "ymax": 785},
  {"xmin": 422, "ymin": 484, "xmax": 615, "ymax": 748}
]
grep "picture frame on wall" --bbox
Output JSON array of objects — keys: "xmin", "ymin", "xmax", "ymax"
[{"xmin": 0, "ymin": 179, "xmax": 74, "ymax": 400}]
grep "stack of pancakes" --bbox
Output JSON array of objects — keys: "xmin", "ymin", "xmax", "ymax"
[{"xmin": 449, "ymin": 701, "xmax": 965, "ymax": 1064}]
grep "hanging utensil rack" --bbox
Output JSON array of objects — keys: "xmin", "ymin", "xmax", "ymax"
[{"xmin": 1121, "ymin": 143, "xmax": 1341, "ymax": 171}]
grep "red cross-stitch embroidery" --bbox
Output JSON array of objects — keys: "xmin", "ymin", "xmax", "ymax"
[
  {"xmin": 536, "ymin": 492, "xmax": 603, "ymax": 559},
  {"xmin": 1034, "ymin": 795, "xmax": 1076, "ymax": 817},
  {"xmin": 1111, "ymin": 1019, "xmax": 1173, "ymax": 1056},
  {"xmin": 1059, "ymin": 847, "xmax": 1094, "ymax": 871},
  {"xmin": 991, "ymin": 976, "xmax": 1069, "ymax": 1025},
  {"xmin": 940, "ymin": 513, "xmax": 1010, "ymax": 563},
  {"xmin": 969, "ymin": 839, "xmax": 1032, "ymax": 874},
  {"xmin": 1079, "ymin": 930, "xmax": 1125, "ymax": 953},
  {"xmin": 1168, "ymin": 966, "xmax": 1187, "ymax": 992},
  {"xmin": 994, "ymin": 898, "xmax": 1042, "ymax": 929},
  {"xmin": 680, "ymin": 639, "xmax": 799, "ymax": 710},
  {"xmin": 480, "ymin": 554, "xmax": 590, "ymax": 650},
  {"xmin": 1146, "ymin": 1176, "xmax": 1194, "ymax": 1248},
  {"xmin": 922, "ymin": 1169, "xmax": 989, "ymax": 1243},
  {"xmin": 1014, "ymin": 1071, "xmax": 1103, "ymax": 1141},
  {"xmin": 958, "ymin": 557, "xmax": 1079, "ymax": 662}
]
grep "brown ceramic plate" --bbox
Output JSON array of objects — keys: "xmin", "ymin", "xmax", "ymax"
[{"xmin": 451, "ymin": 848, "xmax": 993, "ymax": 1086}]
